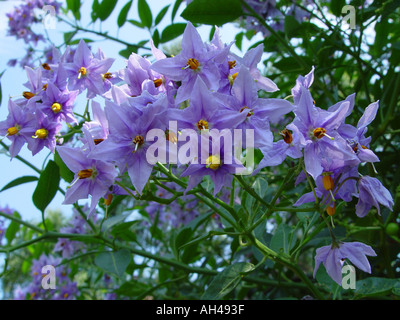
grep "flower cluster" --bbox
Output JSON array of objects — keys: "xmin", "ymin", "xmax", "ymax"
[
  {"xmin": 239, "ymin": 0, "xmax": 313, "ymax": 36},
  {"xmin": 260, "ymin": 67, "xmax": 393, "ymax": 285},
  {"xmin": 13, "ymin": 254, "xmax": 78, "ymax": 300},
  {"xmin": 6, "ymin": 0, "xmax": 62, "ymax": 68},
  {"xmin": 1, "ymin": 21, "xmax": 394, "ymax": 287}
]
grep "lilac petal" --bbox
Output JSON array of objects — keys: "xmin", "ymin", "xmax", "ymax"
[
  {"xmin": 9, "ymin": 136, "xmax": 26, "ymax": 158},
  {"xmin": 357, "ymin": 101, "xmax": 379, "ymax": 130},
  {"xmin": 127, "ymin": 154, "xmax": 153, "ymax": 194},
  {"xmin": 181, "ymin": 22, "xmax": 206, "ymax": 58},
  {"xmin": 150, "ymin": 55, "xmax": 186, "ymax": 81},
  {"xmin": 256, "ymin": 98, "xmax": 294, "ymax": 123},
  {"xmin": 74, "ymin": 40, "xmax": 93, "ymax": 67},
  {"xmin": 324, "ymin": 248, "xmax": 343, "ymax": 286},
  {"xmin": 358, "ymin": 147, "xmax": 380, "ymax": 163},
  {"xmin": 304, "ymin": 143, "xmax": 323, "ymax": 180},
  {"xmin": 232, "ymin": 65, "xmax": 258, "ymax": 107},
  {"xmin": 294, "ymin": 190, "xmax": 323, "ymax": 207},
  {"xmin": 320, "ymin": 101, "xmax": 350, "ymax": 130},
  {"xmin": 63, "ymin": 179, "xmax": 89, "ymax": 204},
  {"xmin": 355, "ymin": 199, "xmax": 371, "ymax": 218},
  {"xmin": 56, "ymin": 146, "xmax": 90, "ymax": 172},
  {"xmin": 313, "ymin": 245, "xmax": 331, "ymax": 278}
]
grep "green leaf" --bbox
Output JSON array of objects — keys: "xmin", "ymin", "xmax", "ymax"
[
  {"xmin": 66, "ymin": 0, "xmax": 81, "ymax": 20},
  {"xmin": 181, "ymin": 0, "xmax": 243, "ymax": 26},
  {"xmin": 171, "ymin": 0, "xmax": 183, "ymax": 22},
  {"xmin": 118, "ymin": 0, "xmax": 133, "ymax": 28},
  {"xmin": 138, "ymin": 0, "xmax": 153, "ymax": 29},
  {"xmin": 32, "ymin": 160, "xmax": 60, "ymax": 213},
  {"xmin": 1, "ymin": 176, "xmax": 38, "ymax": 192},
  {"xmin": 94, "ymin": 249, "xmax": 132, "ymax": 278},
  {"xmin": 101, "ymin": 213, "xmax": 130, "ymax": 231},
  {"xmin": 155, "ymin": 5, "xmax": 170, "ymax": 26},
  {"xmin": 128, "ymin": 19, "xmax": 145, "ymax": 28},
  {"xmin": 330, "ymin": 0, "xmax": 345, "ymax": 16},
  {"xmin": 97, "ymin": 0, "xmax": 118, "ymax": 21},
  {"xmin": 160, "ymin": 23, "xmax": 187, "ymax": 43},
  {"xmin": 201, "ymin": 262, "xmax": 255, "ymax": 300},
  {"xmin": 284, "ymin": 15, "xmax": 300, "ymax": 38},
  {"xmin": 54, "ymin": 150, "xmax": 74, "ymax": 183},
  {"xmin": 119, "ymin": 46, "xmax": 137, "ymax": 58},
  {"xmin": 5, "ymin": 212, "xmax": 21, "ymax": 244},
  {"xmin": 269, "ymin": 224, "xmax": 296, "ymax": 255},
  {"xmin": 355, "ymin": 277, "xmax": 400, "ymax": 297}
]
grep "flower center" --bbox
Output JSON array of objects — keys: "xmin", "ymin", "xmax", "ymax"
[
  {"xmin": 34, "ymin": 129, "xmax": 48, "ymax": 139},
  {"xmin": 51, "ymin": 102, "xmax": 62, "ymax": 114},
  {"xmin": 228, "ymin": 72, "xmax": 239, "ymax": 85},
  {"xmin": 101, "ymin": 72, "xmax": 113, "ymax": 80},
  {"xmin": 240, "ymin": 106, "xmax": 253, "ymax": 117},
  {"xmin": 196, "ymin": 119, "xmax": 209, "ymax": 131},
  {"xmin": 312, "ymin": 127, "xmax": 334, "ymax": 140},
  {"xmin": 42, "ymin": 63, "xmax": 51, "ymax": 70},
  {"xmin": 280, "ymin": 128, "xmax": 293, "ymax": 144},
  {"xmin": 7, "ymin": 126, "xmax": 19, "ymax": 136},
  {"xmin": 165, "ymin": 130, "xmax": 178, "ymax": 143},
  {"xmin": 133, "ymin": 135, "xmax": 144, "ymax": 153},
  {"xmin": 186, "ymin": 58, "xmax": 199, "ymax": 70},
  {"xmin": 78, "ymin": 169, "xmax": 93, "ymax": 179},
  {"xmin": 153, "ymin": 78, "xmax": 163, "ymax": 88},
  {"xmin": 23, "ymin": 91, "xmax": 35, "ymax": 99},
  {"xmin": 78, "ymin": 67, "xmax": 87, "ymax": 79},
  {"xmin": 206, "ymin": 155, "xmax": 221, "ymax": 170},
  {"xmin": 93, "ymin": 138, "xmax": 104, "ymax": 145},
  {"xmin": 228, "ymin": 60, "xmax": 237, "ymax": 69}
]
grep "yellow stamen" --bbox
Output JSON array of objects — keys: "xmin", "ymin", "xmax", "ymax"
[
  {"xmin": 51, "ymin": 102, "xmax": 62, "ymax": 114},
  {"xmin": 78, "ymin": 169, "xmax": 93, "ymax": 179},
  {"xmin": 93, "ymin": 138, "xmax": 104, "ymax": 145},
  {"xmin": 133, "ymin": 135, "xmax": 144, "ymax": 153},
  {"xmin": 42, "ymin": 63, "xmax": 51, "ymax": 70},
  {"xmin": 165, "ymin": 130, "xmax": 178, "ymax": 144},
  {"xmin": 186, "ymin": 58, "xmax": 199, "ymax": 70},
  {"xmin": 78, "ymin": 67, "xmax": 87, "ymax": 79},
  {"xmin": 228, "ymin": 60, "xmax": 237, "ymax": 69},
  {"xmin": 322, "ymin": 175, "xmax": 334, "ymax": 191},
  {"xmin": 280, "ymin": 128, "xmax": 293, "ymax": 144},
  {"xmin": 196, "ymin": 119, "xmax": 209, "ymax": 131},
  {"xmin": 23, "ymin": 91, "xmax": 35, "ymax": 100},
  {"xmin": 326, "ymin": 203, "xmax": 336, "ymax": 216},
  {"xmin": 101, "ymin": 72, "xmax": 113, "ymax": 80},
  {"xmin": 104, "ymin": 194, "xmax": 113, "ymax": 206},
  {"xmin": 34, "ymin": 129, "xmax": 48, "ymax": 139},
  {"xmin": 206, "ymin": 155, "xmax": 221, "ymax": 170},
  {"xmin": 313, "ymin": 127, "xmax": 334, "ymax": 140},
  {"xmin": 153, "ymin": 78, "xmax": 163, "ymax": 88},
  {"xmin": 240, "ymin": 106, "xmax": 253, "ymax": 117},
  {"xmin": 7, "ymin": 126, "xmax": 19, "ymax": 136}
]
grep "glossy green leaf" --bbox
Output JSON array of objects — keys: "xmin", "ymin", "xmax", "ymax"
[
  {"xmin": 1, "ymin": 176, "xmax": 38, "ymax": 192},
  {"xmin": 155, "ymin": 5, "xmax": 170, "ymax": 26},
  {"xmin": 160, "ymin": 23, "xmax": 187, "ymax": 43},
  {"xmin": 181, "ymin": 0, "xmax": 243, "ymax": 26},
  {"xmin": 118, "ymin": 0, "xmax": 133, "ymax": 27},
  {"xmin": 32, "ymin": 160, "xmax": 60, "ymax": 213},
  {"xmin": 94, "ymin": 249, "xmax": 132, "ymax": 278},
  {"xmin": 138, "ymin": 0, "xmax": 153, "ymax": 29},
  {"xmin": 201, "ymin": 262, "xmax": 254, "ymax": 300}
]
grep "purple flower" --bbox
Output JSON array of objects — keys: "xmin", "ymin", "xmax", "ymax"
[
  {"xmin": 171, "ymin": 76, "xmax": 247, "ymax": 134},
  {"xmin": 88, "ymin": 96, "xmax": 168, "ymax": 195},
  {"xmin": 150, "ymin": 22, "xmax": 225, "ymax": 104},
  {"xmin": 180, "ymin": 131, "xmax": 245, "ymax": 195},
  {"xmin": 0, "ymin": 99, "xmax": 36, "ymax": 158},
  {"xmin": 314, "ymin": 241, "xmax": 377, "ymax": 286},
  {"xmin": 355, "ymin": 176, "xmax": 394, "ymax": 218},
  {"xmin": 27, "ymin": 110, "xmax": 62, "ymax": 155},
  {"xmin": 38, "ymin": 82, "xmax": 79, "ymax": 124},
  {"xmin": 57, "ymin": 130, "xmax": 118, "ymax": 218},
  {"xmin": 65, "ymin": 40, "xmax": 115, "ymax": 98},
  {"xmin": 216, "ymin": 65, "xmax": 293, "ymax": 148},
  {"xmin": 287, "ymin": 85, "xmax": 358, "ymax": 180}
]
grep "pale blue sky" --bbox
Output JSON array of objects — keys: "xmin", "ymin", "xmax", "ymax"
[{"xmin": 0, "ymin": 0, "xmax": 261, "ymax": 222}]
